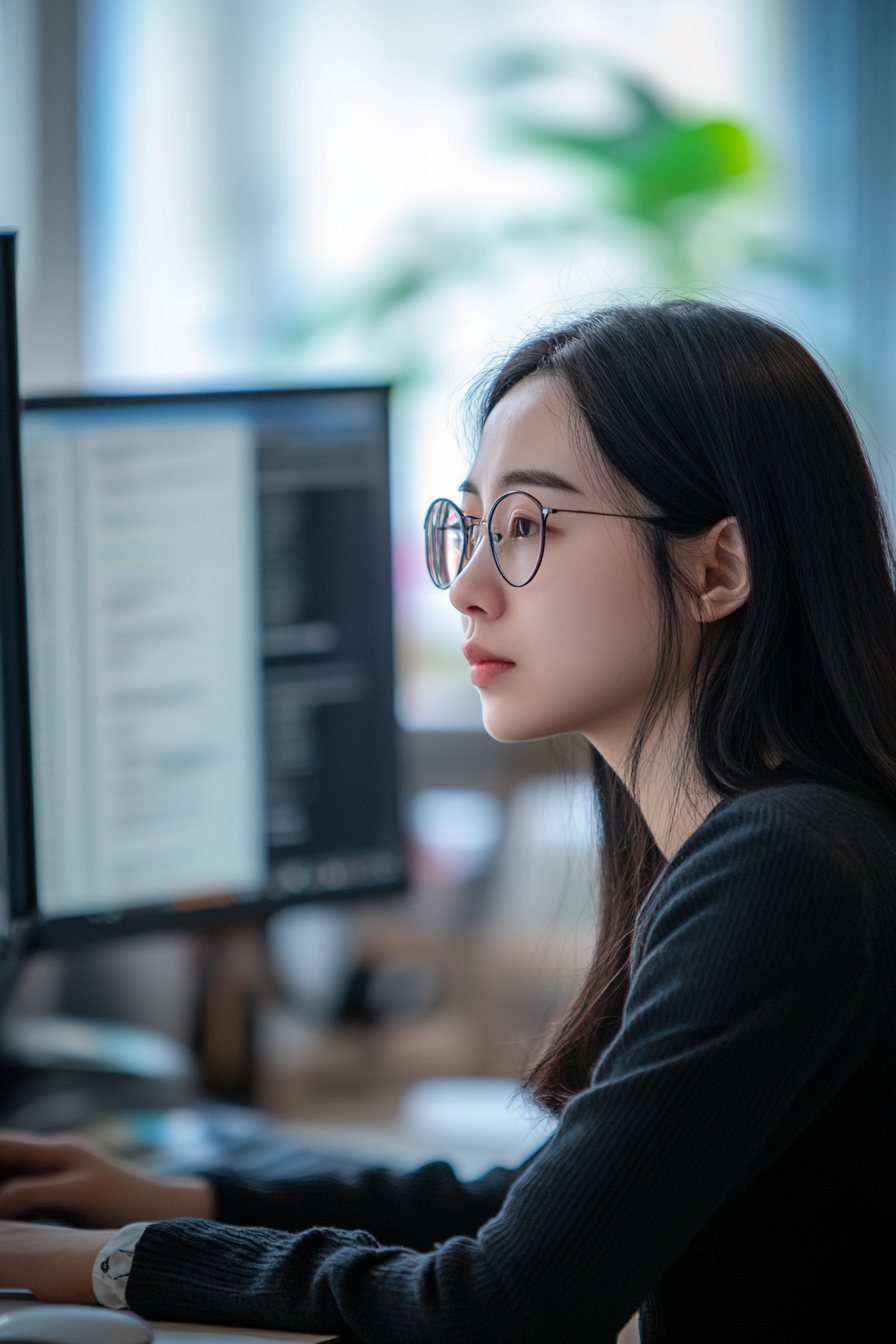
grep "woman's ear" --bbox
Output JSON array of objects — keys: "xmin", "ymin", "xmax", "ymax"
[{"xmin": 696, "ymin": 517, "xmax": 750, "ymax": 623}]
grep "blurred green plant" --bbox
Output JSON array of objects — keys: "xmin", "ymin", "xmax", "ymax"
[
  {"xmin": 499, "ymin": 63, "xmax": 757, "ymax": 288},
  {"xmin": 288, "ymin": 52, "xmax": 766, "ymax": 365}
]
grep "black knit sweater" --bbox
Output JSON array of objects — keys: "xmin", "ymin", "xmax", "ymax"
[{"xmin": 126, "ymin": 785, "xmax": 896, "ymax": 1342}]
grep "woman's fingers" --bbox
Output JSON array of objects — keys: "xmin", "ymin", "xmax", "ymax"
[
  {"xmin": 0, "ymin": 1130, "xmax": 214, "ymax": 1226},
  {"xmin": 0, "ymin": 1131, "xmax": 91, "ymax": 1173},
  {"xmin": 0, "ymin": 1169, "xmax": 86, "ymax": 1219}
]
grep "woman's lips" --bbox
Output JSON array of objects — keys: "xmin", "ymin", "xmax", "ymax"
[
  {"xmin": 469, "ymin": 659, "xmax": 515, "ymax": 686},
  {"xmin": 464, "ymin": 645, "xmax": 515, "ymax": 687}
]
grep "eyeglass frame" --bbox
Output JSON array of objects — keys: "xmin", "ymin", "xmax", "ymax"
[{"xmin": 424, "ymin": 489, "xmax": 665, "ymax": 589}]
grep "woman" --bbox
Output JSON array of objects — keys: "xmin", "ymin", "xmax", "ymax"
[{"xmin": 0, "ymin": 301, "xmax": 894, "ymax": 1342}]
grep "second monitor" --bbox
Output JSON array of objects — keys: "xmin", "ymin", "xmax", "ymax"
[{"xmin": 21, "ymin": 386, "xmax": 403, "ymax": 942}]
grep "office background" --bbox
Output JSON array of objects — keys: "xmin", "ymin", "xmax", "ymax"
[{"xmin": 1, "ymin": 0, "xmax": 895, "ymax": 1161}]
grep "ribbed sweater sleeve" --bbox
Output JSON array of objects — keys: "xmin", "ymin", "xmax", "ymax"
[
  {"xmin": 206, "ymin": 1159, "xmax": 523, "ymax": 1248},
  {"xmin": 125, "ymin": 787, "xmax": 884, "ymax": 1343}
]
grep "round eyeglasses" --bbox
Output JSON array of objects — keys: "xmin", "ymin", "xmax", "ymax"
[{"xmin": 424, "ymin": 490, "xmax": 663, "ymax": 589}]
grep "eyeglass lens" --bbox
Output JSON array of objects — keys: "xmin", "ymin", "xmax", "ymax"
[
  {"xmin": 425, "ymin": 498, "xmax": 468, "ymax": 588},
  {"xmin": 488, "ymin": 491, "xmax": 545, "ymax": 586},
  {"xmin": 425, "ymin": 491, "xmax": 547, "ymax": 589}
]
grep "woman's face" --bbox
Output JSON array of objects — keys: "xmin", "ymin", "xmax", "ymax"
[{"xmin": 450, "ymin": 375, "xmax": 663, "ymax": 760}]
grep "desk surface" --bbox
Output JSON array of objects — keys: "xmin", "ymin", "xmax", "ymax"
[
  {"xmin": 149, "ymin": 1325, "xmax": 334, "ymax": 1342},
  {"xmin": 0, "ymin": 1304, "xmax": 334, "ymax": 1343}
]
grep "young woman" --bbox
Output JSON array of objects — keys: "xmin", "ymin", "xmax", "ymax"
[{"xmin": 0, "ymin": 301, "xmax": 894, "ymax": 1342}]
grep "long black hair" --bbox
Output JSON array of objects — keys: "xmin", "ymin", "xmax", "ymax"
[{"xmin": 477, "ymin": 300, "xmax": 896, "ymax": 1112}]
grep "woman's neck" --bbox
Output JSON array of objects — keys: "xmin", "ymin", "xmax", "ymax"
[
  {"xmin": 632, "ymin": 758, "xmax": 720, "ymax": 860},
  {"xmin": 588, "ymin": 698, "xmax": 721, "ymax": 860}
]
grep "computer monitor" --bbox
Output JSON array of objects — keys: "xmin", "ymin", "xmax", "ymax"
[
  {"xmin": 0, "ymin": 231, "xmax": 37, "ymax": 997},
  {"xmin": 14, "ymin": 379, "xmax": 403, "ymax": 946}
]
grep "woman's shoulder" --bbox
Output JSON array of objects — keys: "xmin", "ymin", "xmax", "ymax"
[
  {"xmin": 687, "ymin": 780, "xmax": 896, "ymax": 863},
  {"xmin": 642, "ymin": 782, "xmax": 896, "ymax": 957}
]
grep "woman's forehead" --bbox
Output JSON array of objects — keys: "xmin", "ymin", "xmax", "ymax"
[{"xmin": 469, "ymin": 377, "xmax": 590, "ymax": 497}]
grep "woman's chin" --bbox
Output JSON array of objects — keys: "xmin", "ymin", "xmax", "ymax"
[{"xmin": 479, "ymin": 700, "xmax": 569, "ymax": 744}]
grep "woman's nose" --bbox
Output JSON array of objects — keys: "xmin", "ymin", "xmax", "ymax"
[{"xmin": 449, "ymin": 532, "xmax": 505, "ymax": 617}]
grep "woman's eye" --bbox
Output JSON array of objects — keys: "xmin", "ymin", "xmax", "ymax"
[{"xmin": 509, "ymin": 515, "xmax": 538, "ymax": 539}]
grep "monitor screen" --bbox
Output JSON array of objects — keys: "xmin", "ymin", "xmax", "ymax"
[{"xmin": 20, "ymin": 386, "xmax": 403, "ymax": 941}]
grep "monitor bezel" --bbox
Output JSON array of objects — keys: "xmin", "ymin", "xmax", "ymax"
[
  {"xmin": 20, "ymin": 382, "xmax": 406, "ymax": 947},
  {"xmin": 0, "ymin": 233, "xmax": 38, "ymax": 966}
]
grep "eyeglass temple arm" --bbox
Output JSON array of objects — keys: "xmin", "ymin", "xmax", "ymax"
[
  {"xmin": 455, "ymin": 506, "xmax": 663, "ymax": 524},
  {"xmin": 544, "ymin": 507, "xmax": 664, "ymax": 523}
]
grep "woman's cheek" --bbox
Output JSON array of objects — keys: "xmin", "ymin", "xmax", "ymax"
[
  {"xmin": 475, "ymin": 539, "xmax": 660, "ymax": 741},
  {"xmin": 528, "ymin": 563, "xmax": 659, "ymax": 728}
]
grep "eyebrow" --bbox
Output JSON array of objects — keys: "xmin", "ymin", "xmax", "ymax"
[{"xmin": 458, "ymin": 468, "xmax": 584, "ymax": 498}]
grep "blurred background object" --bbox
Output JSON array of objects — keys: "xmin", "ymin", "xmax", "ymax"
[{"xmin": 3, "ymin": 0, "xmax": 896, "ymax": 1174}]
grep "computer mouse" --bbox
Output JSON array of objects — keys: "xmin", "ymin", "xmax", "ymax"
[{"xmin": 0, "ymin": 1306, "xmax": 153, "ymax": 1343}]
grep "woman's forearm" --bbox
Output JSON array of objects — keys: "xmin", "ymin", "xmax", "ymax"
[{"xmin": 0, "ymin": 1223, "xmax": 111, "ymax": 1304}]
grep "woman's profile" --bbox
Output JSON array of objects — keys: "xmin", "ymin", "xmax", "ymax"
[{"xmin": 0, "ymin": 300, "xmax": 894, "ymax": 1342}]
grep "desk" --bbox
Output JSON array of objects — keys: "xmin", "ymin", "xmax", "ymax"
[
  {"xmin": 149, "ymin": 1327, "xmax": 334, "ymax": 1342},
  {"xmin": 0, "ymin": 1304, "xmax": 334, "ymax": 1343}
]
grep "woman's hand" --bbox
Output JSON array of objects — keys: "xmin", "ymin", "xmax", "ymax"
[
  {"xmin": 0, "ymin": 1220, "xmax": 110, "ymax": 1303},
  {"xmin": 0, "ymin": 1130, "xmax": 214, "ymax": 1228}
]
